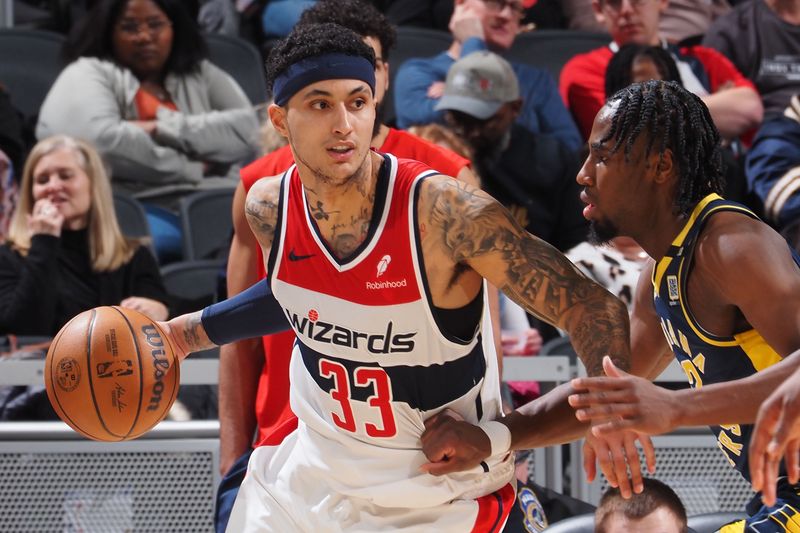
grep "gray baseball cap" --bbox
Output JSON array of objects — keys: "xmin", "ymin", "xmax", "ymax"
[{"xmin": 434, "ymin": 51, "xmax": 520, "ymax": 120}]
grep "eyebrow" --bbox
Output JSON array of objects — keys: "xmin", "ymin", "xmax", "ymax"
[
  {"xmin": 301, "ymin": 84, "xmax": 370, "ymax": 100},
  {"xmin": 590, "ymin": 141, "xmax": 607, "ymax": 152}
]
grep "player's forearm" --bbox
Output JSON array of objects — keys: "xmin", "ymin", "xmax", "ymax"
[
  {"xmin": 161, "ymin": 311, "xmax": 215, "ymax": 360},
  {"xmin": 672, "ymin": 355, "xmax": 800, "ymax": 427},
  {"xmin": 218, "ymin": 340, "xmax": 262, "ymax": 473},
  {"xmin": 502, "ymin": 383, "xmax": 587, "ymax": 449},
  {"xmin": 563, "ymin": 283, "xmax": 631, "ymax": 376}
]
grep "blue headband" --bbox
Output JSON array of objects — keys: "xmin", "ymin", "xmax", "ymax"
[{"xmin": 273, "ymin": 53, "xmax": 376, "ymax": 106}]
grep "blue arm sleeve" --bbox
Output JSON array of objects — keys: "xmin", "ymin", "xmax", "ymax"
[{"xmin": 200, "ymin": 279, "xmax": 290, "ymax": 346}]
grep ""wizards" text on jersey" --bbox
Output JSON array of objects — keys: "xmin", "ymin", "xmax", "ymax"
[{"xmin": 285, "ymin": 309, "xmax": 417, "ymax": 354}]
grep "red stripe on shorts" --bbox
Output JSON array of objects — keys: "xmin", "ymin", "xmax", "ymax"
[{"xmin": 470, "ymin": 482, "xmax": 516, "ymax": 533}]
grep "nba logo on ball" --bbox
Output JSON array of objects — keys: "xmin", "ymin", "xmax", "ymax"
[{"xmin": 56, "ymin": 358, "xmax": 81, "ymax": 392}]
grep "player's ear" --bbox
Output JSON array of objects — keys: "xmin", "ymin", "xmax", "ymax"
[
  {"xmin": 268, "ymin": 103, "xmax": 290, "ymax": 139},
  {"xmin": 653, "ymin": 149, "xmax": 674, "ymax": 184}
]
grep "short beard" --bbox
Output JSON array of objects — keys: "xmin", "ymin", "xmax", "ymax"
[{"xmin": 588, "ymin": 219, "xmax": 620, "ymax": 246}]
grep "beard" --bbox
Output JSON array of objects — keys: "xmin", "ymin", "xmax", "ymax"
[{"xmin": 588, "ymin": 218, "xmax": 620, "ymax": 246}]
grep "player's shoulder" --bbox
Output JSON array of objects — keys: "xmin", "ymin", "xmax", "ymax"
[
  {"xmin": 416, "ymin": 172, "xmax": 491, "ymax": 211},
  {"xmin": 248, "ymin": 172, "xmax": 283, "ymax": 201},
  {"xmin": 695, "ymin": 209, "xmax": 784, "ymax": 271}
]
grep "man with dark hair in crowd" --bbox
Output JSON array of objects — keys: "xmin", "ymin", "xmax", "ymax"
[
  {"xmin": 595, "ymin": 478, "xmax": 688, "ymax": 533},
  {"xmin": 437, "ymin": 51, "xmax": 587, "ymax": 257}
]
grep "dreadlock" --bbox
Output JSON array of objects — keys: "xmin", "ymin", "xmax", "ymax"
[{"xmin": 600, "ymin": 80, "xmax": 725, "ymax": 216}]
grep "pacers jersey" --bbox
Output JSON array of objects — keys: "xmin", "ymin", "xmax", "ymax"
[
  {"xmin": 266, "ymin": 153, "xmax": 513, "ymax": 509},
  {"xmin": 652, "ymin": 193, "xmax": 799, "ymax": 481}
]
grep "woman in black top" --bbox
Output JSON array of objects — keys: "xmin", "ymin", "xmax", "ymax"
[{"xmin": 0, "ymin": 135, "xmax": 168, "ymax": 336}]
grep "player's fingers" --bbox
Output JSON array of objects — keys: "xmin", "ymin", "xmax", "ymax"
[
  {"xmin": 594, "ymin": 439, "xmax": 619, "ymax": 490},
  {"xmin": 639, "ymin": 434, "xmax": 656, "ymax": 474},
  {"xmin": 570, "ymin": 377, "xmax": 626, "ymax": 392},
  {"xmin": 787, "ymin": 440, "xmax": 800, "ymax": 485},
  {"xmin": 610, "ymin": 440, "xmax": 633, "ymax": 499},
  {"xmin": 624, "ymin": 440, "xmax": 644, "ymax": 494},
  {"xmin": 590, "ymin": 419, "xmax": 636, "ymax": 436},
  {"xmin": 421, "ymin": 440, "xmax": 455, "ymax": 463},
  {"xmin": 769, "ymin": 405, "xmax": 798, "ymax": 461},
  {"xmin": 760, "ymin": 453, "xmax": 780, "ymax": 508},
  {"xmin": 569, "ymin": 390, "xmax": 632, "ymax": 408},
  {"xmin": 574, "ymin": 404, "xmax": 638, "ymax": 423},
  {"xmin": 420, "ymin": 455, "xmax": 470, "ymax": 476},
  {"xmin": 762, "ymin": 448, "xmax": 781, "ymax": 508},
  {"xmin": 582, "ymin": 440, "xmax": 597, "ymax": 483},
  {"xmin": 750, "ymin": 410, "xmax": 778, "ymax": 491}
]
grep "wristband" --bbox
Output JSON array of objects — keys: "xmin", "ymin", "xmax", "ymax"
[{"xmin": 478, "ymin": 420, "xmax": 511, "ymax": 457}]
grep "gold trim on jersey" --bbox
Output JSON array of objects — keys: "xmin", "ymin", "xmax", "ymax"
[
  {"xmin": 651, "ymin": 193, "xmax": 721, "ymax": 294},
  {"xmin": 736, "ymin": 328, "xmax": 783, "ymax": 372}
]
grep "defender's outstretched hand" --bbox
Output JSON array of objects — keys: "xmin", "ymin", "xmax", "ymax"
[
  {"xmin": 570, "ymin": 356, "xmax": 658, "ymax": 497},
  {"xmin": 582, "ymin": 424, "xmax": 656, "ymax": 498},
  {"xmin": 750, "ymin": 368, "xmax": 800, "ymax": 507},
  {"xmin": 569, "ymin": 356, "xmax": 681, "ymax": 436}
]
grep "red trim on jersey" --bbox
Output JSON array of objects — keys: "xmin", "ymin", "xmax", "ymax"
[
  {"xmin": 470, "ymin": 482, "xmax": 516, "ymax": 533},
  {"xmin": 273, "ymin": 158, "xmax": 425, "ymax": 306}
]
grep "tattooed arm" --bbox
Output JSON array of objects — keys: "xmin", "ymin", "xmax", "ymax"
[
  {"xmin": 418, "ymin": 177, "xmax": 652, "ymax": 496},
  {"xmin": 158, "ymin": 311, "xmax": 213, "ymax": 361},
  {"xmin": 419, "ymin": 175, "xmax": 630, "ymax": 375}
]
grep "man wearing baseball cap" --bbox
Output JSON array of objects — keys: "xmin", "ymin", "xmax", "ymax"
[{"xmin": 437, "ymin": 51, "xmax": 587, "ymax": 255}]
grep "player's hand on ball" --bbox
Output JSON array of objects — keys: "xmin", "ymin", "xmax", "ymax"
[
  {"xmin": 750, "ymin": 367, "xmax": 800, "ymax": 507},
  {"xmin": 420, "ymin": 409, "xmax": 490, "ymax": 476}
]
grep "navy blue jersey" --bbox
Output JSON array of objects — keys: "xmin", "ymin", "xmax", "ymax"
[{"xmin": 652, "ymin": 193, "xmax": 800, "ymax": 481}]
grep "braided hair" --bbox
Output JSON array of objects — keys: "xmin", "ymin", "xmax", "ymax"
[{"xmin": 600, "ymin": 80, "xmax": 725, "ymax": 216}]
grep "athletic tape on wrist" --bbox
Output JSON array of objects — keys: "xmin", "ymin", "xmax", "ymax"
[{"xmin": 478, "ymin": 420, "xmax": 511, "ymax": 457}]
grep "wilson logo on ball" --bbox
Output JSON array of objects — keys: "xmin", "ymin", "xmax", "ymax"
[{"xmin": 141, "ymin": 325, "xmax": 171, "ymax": 412}]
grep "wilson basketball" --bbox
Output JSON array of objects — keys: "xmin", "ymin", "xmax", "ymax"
[{"xmin": 44, "ymin": 306, "xmax": 180, "ymax": 441}]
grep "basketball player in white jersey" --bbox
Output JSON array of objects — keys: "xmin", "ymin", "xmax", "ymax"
[{"xmin": 157, "ymin": 22, "xmax": 644, "ymax": 532}]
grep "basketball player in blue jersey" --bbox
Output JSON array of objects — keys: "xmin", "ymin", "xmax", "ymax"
[
  {"xmin": 151, "ymin": 21, "xmax": 646, "ymax": 532},
  {"xmin": 481, "ymin": 79, "xmax": 800, "ymax": 531}
]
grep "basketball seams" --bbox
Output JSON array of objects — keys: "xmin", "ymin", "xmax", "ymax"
[
  {"xmin": 110, "ymin": 306, "xmax": 145, "ymax": 440},
  {"xmin": 130, "ymin": 320, "xmax": 179, "ymax": 438},
  {"xmin": 46, "ymin": 315, "xmax": 85, "ymax": 436},
  {"xmin": 156, "ymin": 321, "xmax": 180, "ymax": 421},
  {"xmin": 86, "ymin": 307, "xmax": 123, "ymax": 440}
]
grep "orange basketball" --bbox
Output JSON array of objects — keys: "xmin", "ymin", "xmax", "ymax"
[{"xmin": 44, "ymin": 306, "xmax": 180, "ymax": 441}]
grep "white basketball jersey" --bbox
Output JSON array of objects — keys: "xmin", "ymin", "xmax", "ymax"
[{"xmin": 266, "ymin": 154, "xmax": 513, "ymax": 509}]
